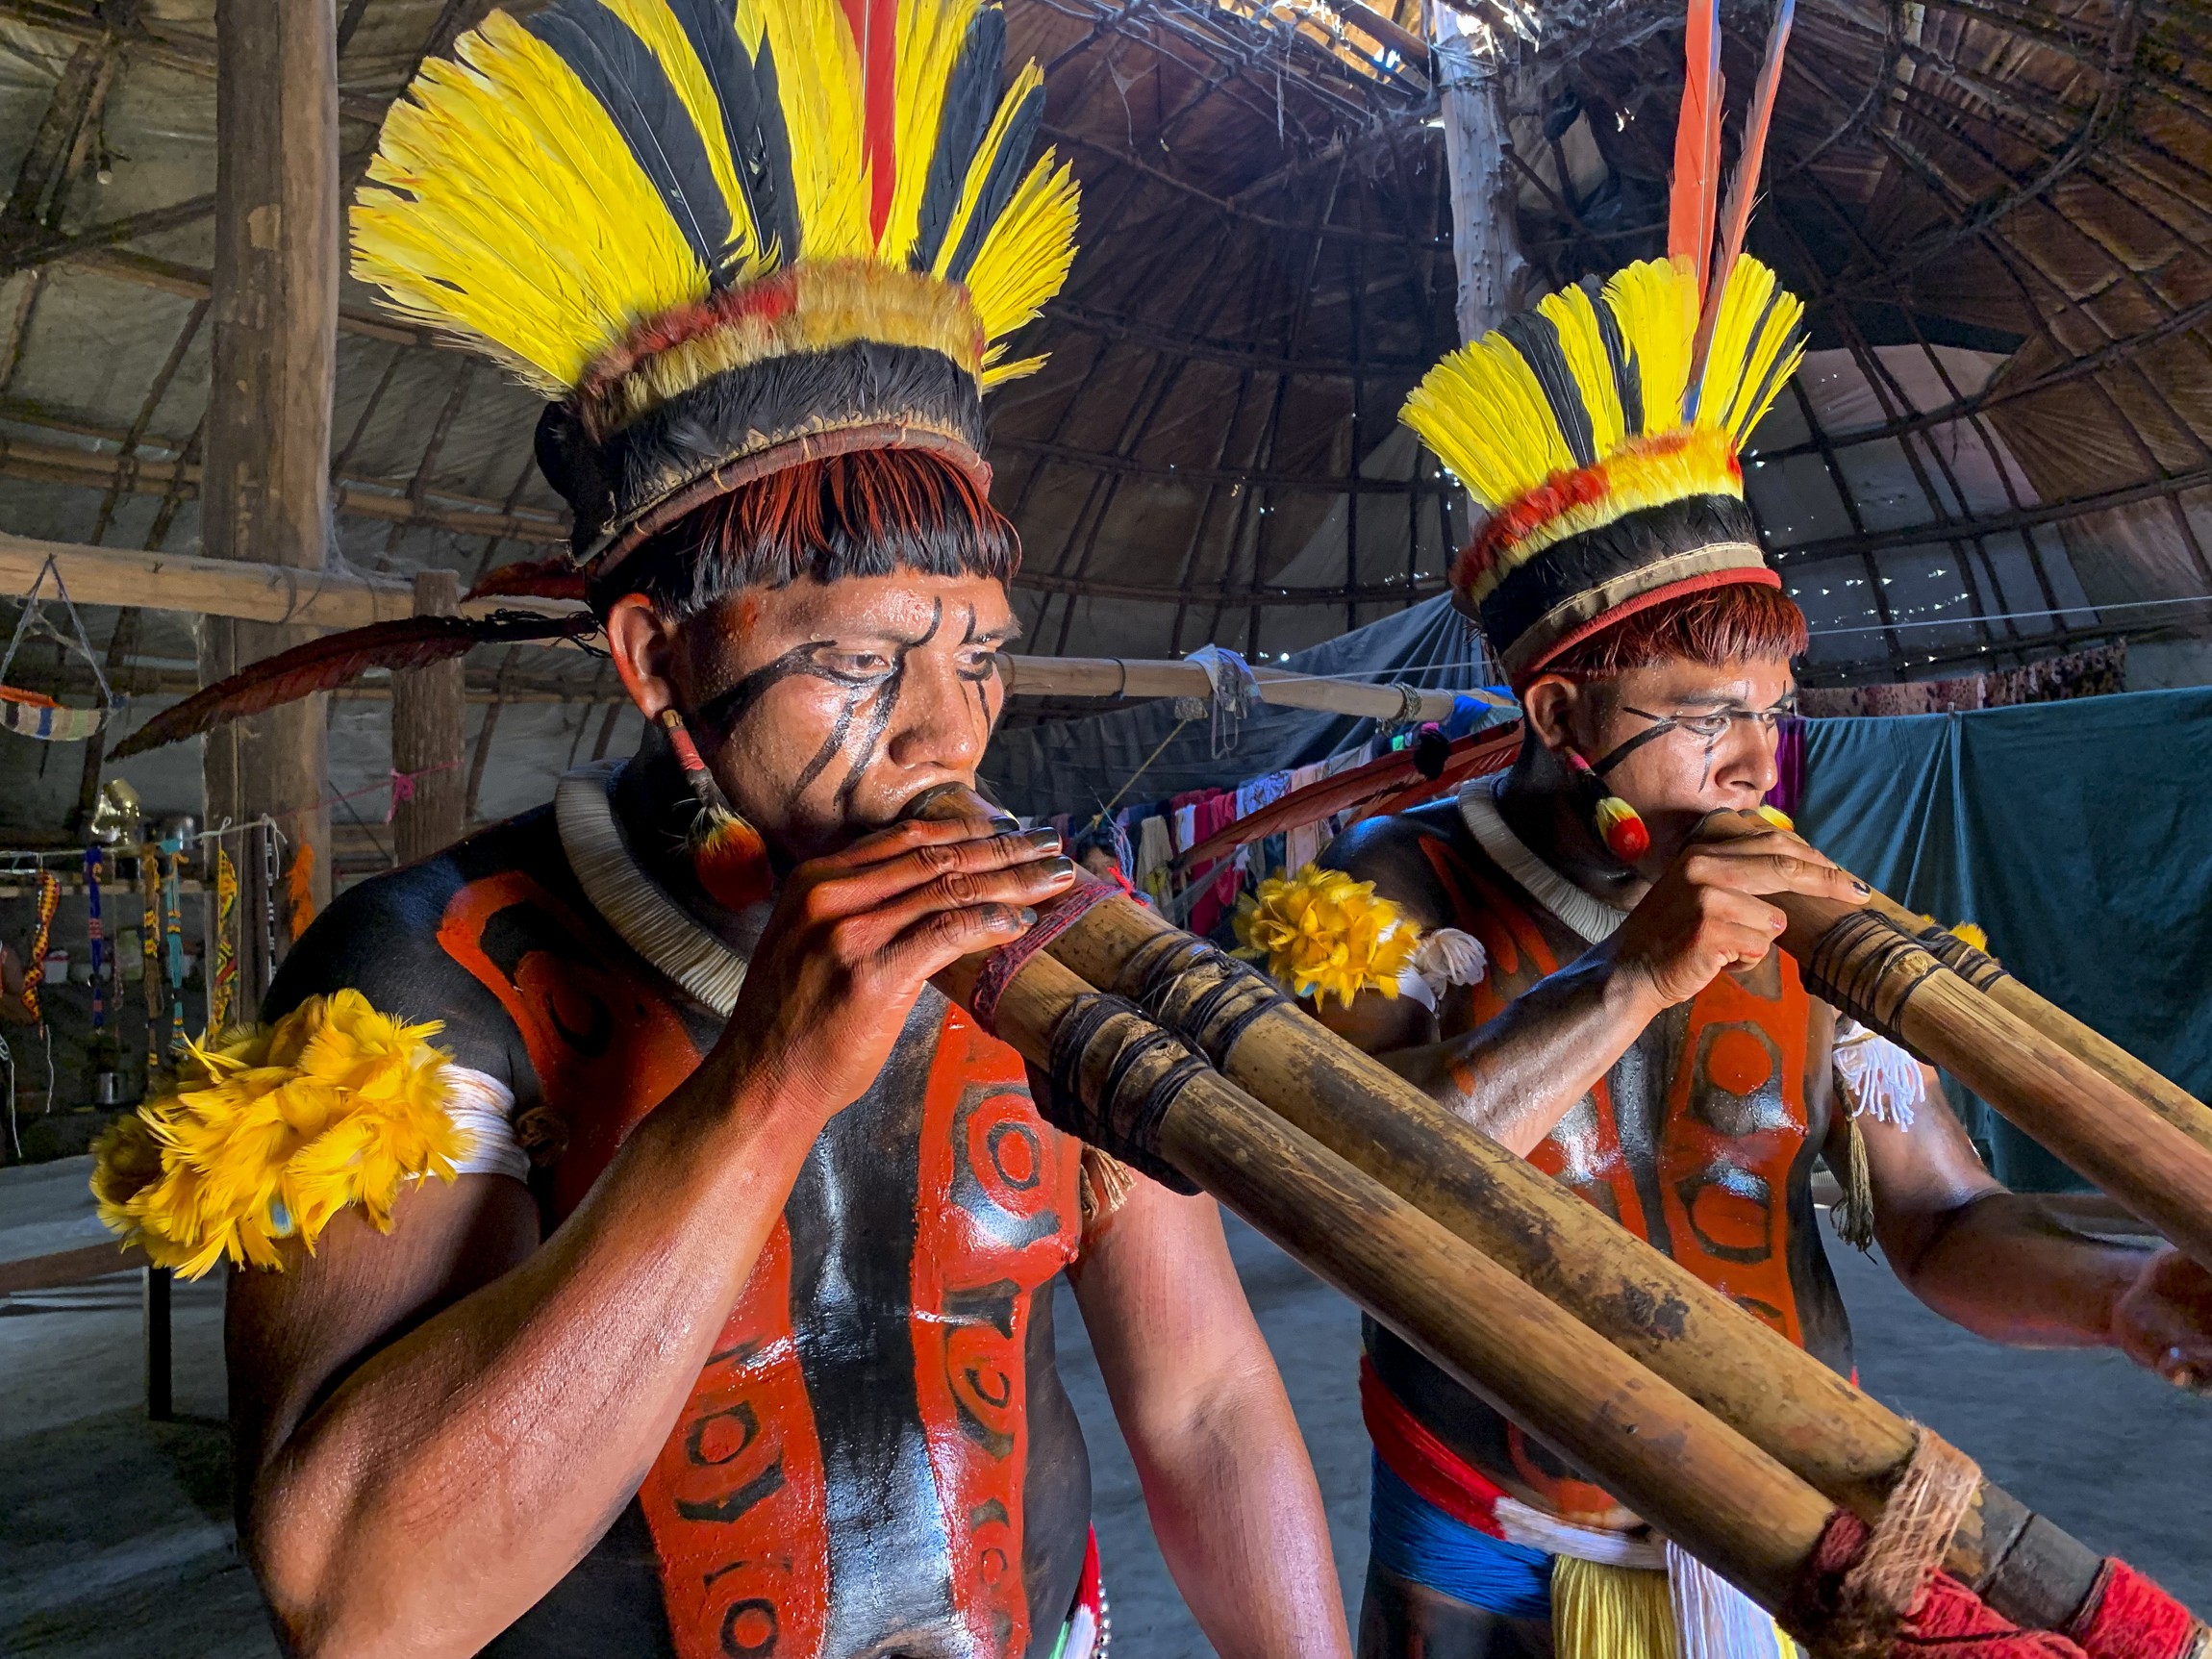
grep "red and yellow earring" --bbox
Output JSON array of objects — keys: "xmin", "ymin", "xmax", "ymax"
[
  {"xmin": 659, "ymin": 708, "xmax": 773, "ymax": 912},
  {"xmin": 1566, "ymin": 750, "xmax": 1651, "ymax": 863}
]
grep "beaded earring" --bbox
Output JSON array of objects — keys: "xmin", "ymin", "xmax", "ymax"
[
  {"xmin": 658, "ymin": 708, "xmax": 773, "ymax": 912},
  {"xmin": 1566, "ymin": 749, "xmax": 1651, "ymax": 864}
]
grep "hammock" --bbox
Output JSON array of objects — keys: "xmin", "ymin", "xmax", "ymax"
[{"xmin": 1, "ymin": 555, "xmax": 118, "ymax": 742}]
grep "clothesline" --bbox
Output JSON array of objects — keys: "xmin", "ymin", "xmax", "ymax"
[{"xmin": 0, "ymin": 760, "xmax": 460, "ymax": 872}]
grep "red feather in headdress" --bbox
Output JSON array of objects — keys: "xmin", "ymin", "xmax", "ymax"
[
  {"xmin": 466, "ymin": 560, "xmax": 592, "ymax": 604},
  {"xmin": 110, "ymin": 611, "xmax": 598, "ymax": 759}
]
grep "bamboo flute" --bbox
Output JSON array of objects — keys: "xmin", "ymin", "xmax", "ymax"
[
  {"xmin": 1705, "ymin": 808, "xmax": 2212, "ymax": 1160},
  {"xmin": 1778, "ymin": 898, "xmax": 2212, "ymax": 1273},
  {"xmin": 1038, "ymin": 892, "xmax": 2112, "ymax": 1631},
  {"xmin": 939, "ymin": 948, "xmax": 1837, "ymax": 1621}
]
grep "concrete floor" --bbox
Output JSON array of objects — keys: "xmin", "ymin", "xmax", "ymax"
[{"xmin": 3, "ymin": 1156, "xmax": 2207, "ymax": 1657}]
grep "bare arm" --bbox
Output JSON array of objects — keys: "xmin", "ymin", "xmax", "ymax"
[
  {"xmin": 1855, "ymin": 1075, "xmax": 2212, "ymax": 1381},
  {"xmin": 1072, "ymin": 1181, "xmax": 1352, "ymax": 1659},
  {"xmin": 1320, "ymin": 828, "xmax": 1869, "ymax": 1155},
  {"xmin": 234, "ymin": 817, "xmax": 1075, "ymax": 1659}
]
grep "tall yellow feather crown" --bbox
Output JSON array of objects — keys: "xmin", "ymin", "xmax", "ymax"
[
  {"xmin": 352, "ymin": 0, "xmax": 1080, "ymax": 571},
  {"xmin": 1399, "ymin": 0, "xmax": 1808, "ymax": 686}
]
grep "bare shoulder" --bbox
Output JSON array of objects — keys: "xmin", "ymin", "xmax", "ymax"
[
  {"xmin": 265, "ymin": 809, "xmax": 572, "ymax": 1095},
  {"xmin": 1319, "ymin": 799, "xmax": 1465, "ymax": 930},
  {"xmin": 229, "ymin": 816, "xmax": 572, "ymax": 1481}
]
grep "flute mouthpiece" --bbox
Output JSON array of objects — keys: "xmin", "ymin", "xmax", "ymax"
[{"xmin": 901, "ymin": 782, "xmax": 1020, "ymax": 837}]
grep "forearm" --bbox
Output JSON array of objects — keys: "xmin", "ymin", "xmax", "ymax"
[
  {"xmin": 251, "ymin": 1065, "xmax": 822, "ymax": 1658},
  {"xmin": 1132, "ymin": 1367, "xmax": 1352, "ymax": 1659},
  {"xmin": 1384, "ymin": 955, "xmax": 1657, "ymax": 1154},
  {"xmin": 1887, "ymin": 1191, "xmax": 2149, "ymax": 1348}
]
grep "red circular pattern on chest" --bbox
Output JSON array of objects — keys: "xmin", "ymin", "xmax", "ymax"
[{"xmin": 1706, "ymin": 1026, "xmax": 1776, "ymax": 1095}]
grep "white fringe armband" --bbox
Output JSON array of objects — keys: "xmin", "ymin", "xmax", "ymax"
[{"xmin": 1833, "ymin": 1019, "xmax": 1926, "ymax": 1129}]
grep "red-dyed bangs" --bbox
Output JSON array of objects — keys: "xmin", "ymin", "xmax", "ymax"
[
  {"xmin": 599, "ymin": 446, "xmax": 1020, "ymax": 620},
  {"xmin": 1542, "ymin": 580, "xmax": 1809, "ymax": 682}
]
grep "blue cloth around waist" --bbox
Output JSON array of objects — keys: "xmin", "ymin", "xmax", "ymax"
[{"xmin": 1367, "ymin": 1455, "xmax": 1553, "ymax": 1620}]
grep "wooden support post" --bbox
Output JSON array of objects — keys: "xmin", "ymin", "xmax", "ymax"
[
  {"xmin": 390, "ymin": 569, "xmax": 465, "ymax": 865},
  {"xmin": 198, "ymin": 0, "xmax": 339, "ymax": 1012},
  {"xmin": 1432, "ymin": 8, "xmax": 1525, "ymax": 343}
]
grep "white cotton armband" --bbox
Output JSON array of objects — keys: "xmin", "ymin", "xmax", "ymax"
[
  {"xmin": 1832, "ymin": 1019, "xmax": 1925, "ymax": 1129},
  {"xmin": 1395, "ymin": 927, "xmax": 1491, "ymax": 1009},
  {"xmin": 438, "ymin": 1066, "xmax": 530, "ymax": 1184}
]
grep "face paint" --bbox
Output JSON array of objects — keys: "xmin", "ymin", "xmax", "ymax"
[{"xmin": 676, "ymin": 573, "xmax": 1014, "ymax": 857}]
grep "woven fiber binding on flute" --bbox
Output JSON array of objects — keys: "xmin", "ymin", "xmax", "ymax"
[
  {"xmin": 968, "ymin": 875, "xmax": 1121, "ymax": 1037},
  {"xmin": 1123, "ymin": 932, "xmax": 1293, "ymax": 1071},
  {"xmin": 1801, "ymin": 913, "xmax": 1946, "ymax": 1050},
  {"xmin": 1042, "ymin": 993, "xmax": 1203, "ymax": 1194},
  {"xmin": 1779, "ymin": 1426, "xmax": 2101, "ymax": 1658},
  {"xmin": 1912, "ymin": 927, "xmax": 2014, "ymax": 996}
]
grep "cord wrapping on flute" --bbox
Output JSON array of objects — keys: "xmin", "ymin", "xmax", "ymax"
[
  {"xmin": 1783, "ymin": 1427, "xmax": 2097, "ymax": 1658},
  {"xmin": 1122, "ymin": 930, "xmax": 1292, "ymax": 1069},
  {"xmin": 1043, "ymin": 992, "xmax": 1203, "ymax": 1194},
  {"xmin": 1909, "ymin": 925, "xmax": 2014, "ymax": 997},
  {"xmin": 1801, "ymin": 912, "xmax": 1945, "ymax": 1055},
  {"xmin": 1832, "ymin": 1427, "xmax": 1982, "ymax": 1656}
]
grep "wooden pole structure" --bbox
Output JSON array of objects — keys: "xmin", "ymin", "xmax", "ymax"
[
  {"xmin": 198, "ymin": 0, "xmax": 339, "ymax": 1007},
  {"xmin": 942, "ymin": 948, "xmax": 1840, "ymax": 1621},
  {"xmin": 390, "ymin": 569, "xmax": 465, "ymax": 866},
  {"xmin": 994, "ymin": 653, "xmax": 1497, "ymax": 721},
  {"xmin": 1036, "ymin": 892, "xmax": 2112, "ymax": 1632},
  {"xmin": 1431, "ymin": 5, "xmax": 1524, "ymax": 344}
]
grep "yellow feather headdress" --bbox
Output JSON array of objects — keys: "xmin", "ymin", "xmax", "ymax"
[
  {"xmin": 1398, "ymin": 0, "xmax": 1806, "ymax": 687},
  {"xmin": 351, "ymin": 0, "xmax": 1080, "ymax": 572}
]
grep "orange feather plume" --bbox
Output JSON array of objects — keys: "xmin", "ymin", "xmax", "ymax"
[{"xmin": 1669, "ymin": 0, "xmax": 1723, "ymax": 300}]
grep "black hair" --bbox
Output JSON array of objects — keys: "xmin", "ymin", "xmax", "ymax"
[{"xmin": 591, "ymin": 445, "xmax": 1021, "ymax": 620}]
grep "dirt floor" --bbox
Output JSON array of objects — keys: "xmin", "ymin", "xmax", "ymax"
[{"xmin": 4, "ymin": 1155, "xmax": 2207, "ymax": 1657}]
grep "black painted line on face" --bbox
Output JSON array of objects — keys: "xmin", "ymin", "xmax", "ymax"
[
  {"xmin": 958, "ymin": 603, "xmax": 993, "ymax": 736},
  {"xmin": 693, "ymin": 641, "xmax": 841, "ymax": 735},
  {"xmin": 792, "ymin": 697, "xmax": 860, "ymax": 799},
  {"xmin": 834, "ymin": 599, "xmax": 943, "ymax": 817}
]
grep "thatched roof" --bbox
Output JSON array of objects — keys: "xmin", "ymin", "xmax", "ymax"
[{"xmin": 0, "ymin": 0, "xmax": 2207, "ymax": 846}]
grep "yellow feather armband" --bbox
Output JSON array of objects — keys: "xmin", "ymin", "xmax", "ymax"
[
  {"xmin": 1233, "ymin": 864, "xmax": 1421, "ymax": 1009},
  {"xmin": 89, "ymin": 989, "xmax": 475, "ymax": 1279}
]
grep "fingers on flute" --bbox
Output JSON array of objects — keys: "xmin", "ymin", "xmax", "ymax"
[
  {"xmin": 1683, "ymin": 845, "xmax": 1868, "ymax": 903},
  {"xmin": 883, "ymin": 902, "xmax": 1046, "ymax": 983},
  {"xmin": 803, "ymin": 826, "xmax": 1065, "ymax": 916}
]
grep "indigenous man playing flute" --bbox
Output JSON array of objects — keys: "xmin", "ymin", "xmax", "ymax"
[
  {"xmin": 88, "ymin": 4, "xmax": 1350, "ymax": 1656},
  {"xmin": 1285, "ymin": 50, "xmax": 2212, "ymax": 1648}
]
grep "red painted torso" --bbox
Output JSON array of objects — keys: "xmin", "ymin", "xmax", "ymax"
[
  {"xmin": 1360, "ymin": 827, "xmax": 1843, "ymax": 1526},
  {"xmin": 434, "ymin": 850, "xmax": 1087, "ymax": 1659}
]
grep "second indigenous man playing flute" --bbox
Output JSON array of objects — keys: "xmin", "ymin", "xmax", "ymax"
[{"xmin": 1301, "ymin": 136, "xmax": 2212, "ymax": 1659}]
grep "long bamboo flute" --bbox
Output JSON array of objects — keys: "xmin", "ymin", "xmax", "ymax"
[
  {"xmin": 941, "ymin": 948, "xmax": 1837, "ymax": 1619},
  {"xmin": 1770, "ymin": 893, "xmax": 2212, "ymax": 1272},
  {"xmin": 1040, "ymin": 892, "xmax": 2111, "ymax": 1631},
  {"xmin": 1707, "ymin": 808, "xmax": 2212, "ymax": 1159}
]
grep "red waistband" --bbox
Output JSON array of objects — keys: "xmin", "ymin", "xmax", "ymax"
[{"xmin": 1359, "ymin": 1356, "xmax": 1513, "ymax": 1539}]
